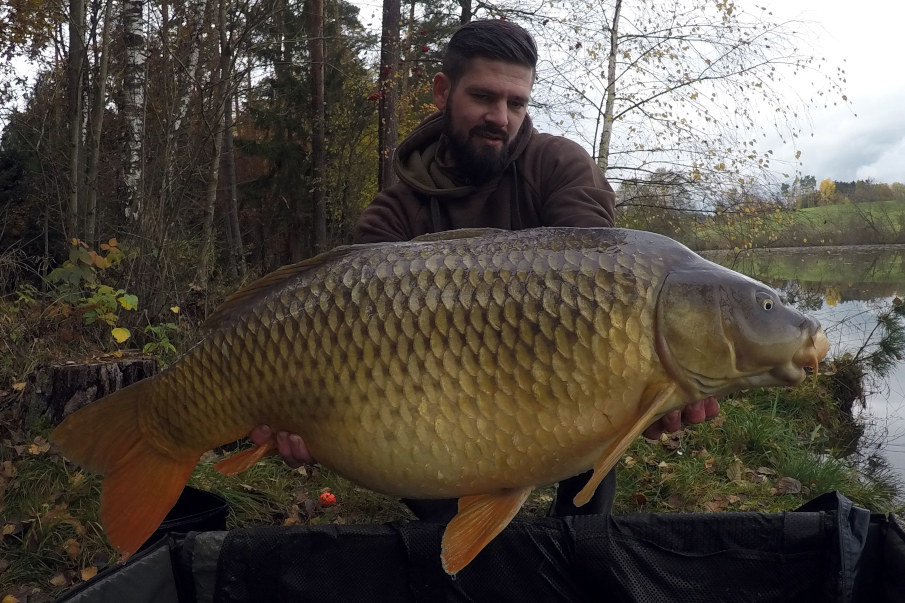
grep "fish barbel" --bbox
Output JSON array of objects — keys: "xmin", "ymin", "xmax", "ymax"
[{"xmin": 51, "ymin": 227, "xmax": 829, "ymax": 574}]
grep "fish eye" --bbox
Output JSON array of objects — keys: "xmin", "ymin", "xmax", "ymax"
[{"xmin": 760, "ymin": 297, "xmax": 774, "ymax": 311}]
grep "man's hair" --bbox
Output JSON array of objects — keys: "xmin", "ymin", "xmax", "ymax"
[{"xmin": 442, "ymin": 19, "xmax": 538, "ymax": 85}]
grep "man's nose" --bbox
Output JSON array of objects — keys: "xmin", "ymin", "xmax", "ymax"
[{"xmin": 484, "ymin": 100, "xmax": 508, "ymax": 128}]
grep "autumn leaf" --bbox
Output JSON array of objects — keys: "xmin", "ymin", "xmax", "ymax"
[
  {"xmin": 81, "ymin": 566, "xmax": 98, "ymax": 581},
  {"xmin": 2, "ymin": 595, "xmax": 21, "ymax": 603},
  {"xmin": 705, "ymin": 497, "xmax": 729, "ymax": 512},
  {"xmin": 28, "ymin": 436, "xmax": 51, "ymax": 455},
  {"xmin": 170, "ymin": 306, "xmax": 180, "ymax": 314},
  {"xmin": 50, "ymin": 573, "xmax": 68, "ymax": 587},
  {"xmin": 775, "ymin": 477, "xmax": 802, "ymax": 495},
  {"xmin": 111, "ymin": 327, "xmax": 131, "ymax": 343},
  {"xmin": 118, "ymin": 294, "xmax": 138, "ymax": 311},
  {"xmin": 726, "ymin": 456, "xmax": 744, "ymax": 482}
]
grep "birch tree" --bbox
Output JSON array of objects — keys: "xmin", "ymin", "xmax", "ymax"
[{"xmin": 121, "ymin": 0, "xmax": 147, "ymax": 222}]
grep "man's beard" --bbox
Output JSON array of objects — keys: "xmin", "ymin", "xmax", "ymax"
[{"xmin": 443, "ymin": 111, "xmax": 512, "ymax": 184}]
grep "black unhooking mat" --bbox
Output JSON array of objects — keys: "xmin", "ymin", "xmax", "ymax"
[{"xmin": 58, "ymin": 491, "xmax": 905, "ymax": 603}]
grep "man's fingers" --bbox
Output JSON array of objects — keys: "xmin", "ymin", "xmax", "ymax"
[
  {"xmin": 703, "ymin": 396, "xmax": 720, "ymax": 419},
  {"xmin": 249, "ymin": 424, "xmax": 273, "ymax": 446},
  {"xmin": 681, "ymin": 400, "xmax": 706, "ymax": 425}
]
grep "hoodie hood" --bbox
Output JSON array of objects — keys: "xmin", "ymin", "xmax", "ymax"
[{"xmin": 394, "ymin": 111, "xmax": 535, "ymax": 199}]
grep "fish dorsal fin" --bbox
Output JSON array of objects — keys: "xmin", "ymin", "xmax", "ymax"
[
  {"xmin": 411, "ymin": 227, "xmax": 505, "ymax": 243},
  {"xmin": 202, "ymin": 243, "xmax": 385, "ymax": 331},
  {"xmin": 574, "ymin": 383, "xmax": 678, "ymax": 506},
  {"xmin": 440, "ymin": 486, "xmax": 533, "ymax": 575}
]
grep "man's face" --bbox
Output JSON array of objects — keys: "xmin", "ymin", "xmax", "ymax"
[{"xmin": 433, "ymin": 57, "xmax": 534, "ymax": 183}]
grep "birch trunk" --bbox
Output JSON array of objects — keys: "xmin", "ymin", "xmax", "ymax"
[
  {"xmin": 122, "ymin": 0, "xmax": 147, "ymax": 222},
  {"xmin": 596, "ymin": 0, "xmax": 621, "ymax": 172}
]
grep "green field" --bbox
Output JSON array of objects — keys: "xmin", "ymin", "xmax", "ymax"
[{"xmin": 674, "ymin": 199, "xmax": 905, "ymax": 250}]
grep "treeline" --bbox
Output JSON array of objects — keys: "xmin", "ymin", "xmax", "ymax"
[{"xmin": 784, "ymin": 176, "xmax": 905, "ymax": 209}]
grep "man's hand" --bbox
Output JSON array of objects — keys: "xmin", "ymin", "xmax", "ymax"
[
  {"xmin": 249, "ymin": 425, "xmax": 315, "ymax": 468},
  {"xmin": 642, "ymin": 396, "xmax": 720, "ymax": 440}
]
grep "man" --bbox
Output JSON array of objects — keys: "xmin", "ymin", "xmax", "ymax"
[{"xmin": 251, "ymin": 19, "xmax": 719, "ymax": 519}]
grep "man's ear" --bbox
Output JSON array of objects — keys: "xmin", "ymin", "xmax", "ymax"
[{"xmin": 433, "ymin": 73, "xmax": 451, "ymax": 111}]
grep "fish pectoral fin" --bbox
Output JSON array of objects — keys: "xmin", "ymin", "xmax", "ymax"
[
  {"xmin": 440, "ymin": 486, "xmax": 533, "ymax": 575},
  {"xmin": 574, "ymin": 383, "xmax": 678, "ymax": 507},
  {"xmin": 214, "ymin": 440, "xmax": 279, "ymax": 476}
]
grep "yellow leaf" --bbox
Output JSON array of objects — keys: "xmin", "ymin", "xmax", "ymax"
[
  {"xmin": 170, "ymin": 306, "xmax": 180, "ymax": 314},
  {"xmin": 111, "ymin": 327, "xmax": 131, "ymax": 343},
  {"xmin": 81, "ymin": 566, "xmax": 98, "ymax": 581},
  {"xmin": 28, "ymin": 436, "xmax": 50, "ymax": 455},
  {"xmin": 2, "ymin": 595, "xmax": 21, "ymax": 603},
  {"xmin": 2, "ymin": 524, "xmax": 15, "ymax": 536},
  {"xmin": 12, "ymin": 382, "xmax": 25, "ymax": 391},
  {"xmin": 50, "ymin": 573, "xmax": 68, "ymax": 587}
]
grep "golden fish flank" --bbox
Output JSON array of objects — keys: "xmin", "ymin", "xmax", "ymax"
[{"xmin": 51, "ymin": 227, "xmax": 829, "ymax": 575}]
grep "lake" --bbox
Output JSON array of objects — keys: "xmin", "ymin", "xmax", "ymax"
[{"xmin": 700, "ymin": 245, "xmax": 905, "ymax": 480}]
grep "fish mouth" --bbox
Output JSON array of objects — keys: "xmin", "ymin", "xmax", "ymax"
[{"xmin": 792, "ymin": 327, "xmax": 830, "ymax": 378}]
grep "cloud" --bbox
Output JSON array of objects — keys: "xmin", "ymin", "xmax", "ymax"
[{"xmin": 797, "ymin": 87, "xmax": 905, "ymax": 183}]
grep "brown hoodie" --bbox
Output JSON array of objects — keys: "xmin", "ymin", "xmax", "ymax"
[{"xmin": 353, "ymin": 112, "xmax": 616, "ymax": 243}]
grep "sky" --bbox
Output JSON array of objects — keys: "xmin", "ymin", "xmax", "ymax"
[{"xmin": 756, "ymin": 0, "xmax": 905, "ymax": 184}]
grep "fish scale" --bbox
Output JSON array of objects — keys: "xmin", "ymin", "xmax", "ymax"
[{"xmin": 51, "ymin": 227, "xmax": 829, "ymax": 573}]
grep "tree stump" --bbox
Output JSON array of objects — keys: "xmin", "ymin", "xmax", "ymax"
[{"xmin": 23, "ymin": 356, "xmax": 158, "ymax": 427}]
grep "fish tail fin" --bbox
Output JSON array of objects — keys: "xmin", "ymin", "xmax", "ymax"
[{"xmin": 51, "ymin": 380, "xmax": 200, "ymax": 559}]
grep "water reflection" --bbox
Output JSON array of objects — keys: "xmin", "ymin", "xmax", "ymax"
[{"xmin": 700, "ymin": 245, "xmax": 905, "ymax": 479}]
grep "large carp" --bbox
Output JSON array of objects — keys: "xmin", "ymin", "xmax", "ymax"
[{"xmin": 51, "ymin": 227, "xmax": 829, "ymax": 574}]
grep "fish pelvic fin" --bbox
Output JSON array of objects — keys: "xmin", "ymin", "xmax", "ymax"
[
  {"xmin": 574, "ymin": 383, "xmax": 678, "ymax": 507},
  {"xmin": 440, "ymin": 486, "xmax": 533, "ymax": 576},
  {"xmin": 50, "ymin": 380, "xmax": 200, "ymax": 559},
  {"xmin": 215, "ymin": 440, "xmax": 278, "ymax": 476}
]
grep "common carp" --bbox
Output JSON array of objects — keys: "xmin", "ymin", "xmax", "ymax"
[{"xmin": 51, "ymin": 227, "xmax": 829, "ymax": 574}]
